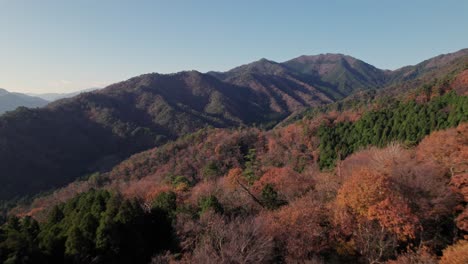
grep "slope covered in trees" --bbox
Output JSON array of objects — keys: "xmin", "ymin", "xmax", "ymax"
[
  {"xmin": 3, "ymin": 75, "xmax": 466, "ymax": 263},
  {"xmin": 0, "ymin": 71, "xmax": 272, "ymax": 200},
  {"xmin": 318, "ymin": 91, "xmax": 468, "ymax": 169},
  {"xmin": 0, "ymin": 50, "xmax": 467, "ymax": 202},
  {"xmin": 0, "ymin": 50, "xmax": 467, "ymax": 264},
  {"xmin": 3, "ymin": 121, "xmax": 467, "ymax": 263},
  {"xmin": 0, "ymin": 190, "xmax": 175, "ymax": 264}
]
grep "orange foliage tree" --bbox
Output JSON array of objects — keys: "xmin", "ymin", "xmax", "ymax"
[
  {"xmin": 440, "ymin": 239, "xmax": 468, "ymax": 264},
  {"xmin": 261, "ymin": 194, "xmax": 331, "ymax": 261},
  {"xmin": 451, "ymin": 173, "xmax": 468, "ymax": 237},
  {"xmin": 385, "ymin": 247, "xmax": 437, "ymax": 264},
  {"xmin": 252, "ymin": 166, "xmax": 314, "ymax": 201},
  {"xmin": 417, "ymin": 124, "xmax": 468, "ymax": 239},
  {"xmin": 334, "ymin": 167, "xmax": 419, "ymax": 263}
]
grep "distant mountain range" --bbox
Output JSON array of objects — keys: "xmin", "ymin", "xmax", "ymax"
[
  {"xmin": 0, "ymin": 49, "xmax": 467, "ymax": 200},
  {"xmin": 0, "ymin": 88, "xmax": 101, "ymax": 115},
  {"xmin": 0, "ymin": 89, "xmax": 48, "ymax": 114},
  {"xmin": 27, "ymin": 87, "xmax": 100, "ymax": 101}
]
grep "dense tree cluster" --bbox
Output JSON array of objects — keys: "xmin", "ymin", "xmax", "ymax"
[
  {"xmin": 318, "ymin": 91, "xmax": 468, "ymax": 168},
  {"xmin": 0, "ymin": 190, "xmax": 174, "ymax": 264}
]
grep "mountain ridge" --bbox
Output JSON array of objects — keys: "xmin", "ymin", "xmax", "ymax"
[
  {"xmin": 0, "ymin": 49, "xmax": 467, "ymax": 200},
  {"xmin": 28, "ymin": 87, "xmax": 100, "ymax": 101},
  {"xmin": 0, "ymin": 88, "xmax": 49, "ymax": 114}
]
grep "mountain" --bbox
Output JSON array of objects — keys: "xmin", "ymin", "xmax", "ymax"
[
  {"xmin": 28, "ymin": 87, "xmax": 100, "ymax": 101},
  {"xmin": 283, "ymin": 53, "xmax": 388, "ymax": 94},
  {"xmin": 0, "ymin": 89, "xmax": 49, "ymax": 114},
  {"xmin": 208, "ymin": 54, "xmax": 390, "ymax": 113},
  {"xmin": 7, "ymin": 87, "xmax": 467, "ymax": 263},
  {"xmin": 389, "ymin": 48, "xmax": 468, "ymax": 83},
  {"xmin": 209, "ymin": 58, "xmax": 336, "ymax": 113},
  {"xmin": 0, "ymin": 71, "xmax": 272, "ymax": 200},
  {"xmin": 0, "ymin": 50, "xmax": 467, "ymax": 200}
]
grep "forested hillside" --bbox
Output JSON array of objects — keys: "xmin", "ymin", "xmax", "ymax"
[
  {"xmin": 3, "ymin": 1, "xmax": 468, "ymax": 262},
  {"xmin": 318, "ymin": 91, "xmax": 468, "ymax": 168},
  {"xmin": 3, "ymin": 75, "xmax": 467, "ymax": 263},
  {"xmin": 1, "ymin": 50, "xmax": 467, "ymax": 201},
  {"xmin": 0, "ymin": 71, "xmax": 271, "ymax": 200},
  {"xmin": 0, "ymin": 50, "xmax": 468, "ymax": 264},
  {"xmin": 0, "ymin": 190, "xmax": 175, "ymax": 263}
]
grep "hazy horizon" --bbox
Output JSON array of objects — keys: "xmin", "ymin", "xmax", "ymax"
[{"xmin": 1, "ymin": 0, "xmax": 467, "ymax": 93}]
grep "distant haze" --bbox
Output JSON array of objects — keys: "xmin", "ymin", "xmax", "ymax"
[
  {"xmin": 28, "ymin": 87, "xmax": 101, "ymax": 101},
  {"xmin": 0, "ymin": 88, "xmax": 48, "ymax": 114}
]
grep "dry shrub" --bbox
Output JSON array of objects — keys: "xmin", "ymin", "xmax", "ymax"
[
  {"xmin": 312, "ymin": 171, "xmax": 342, "ymax": 202},
  {"xmin": 340, "ymin": 143, "xmax": 410, "ymax": 179},
  {"xmin": 261, "ymin": 194, "xmax": 331, "ymax": 261},
  {"xmin": 179, "ymin": 212, "xmax": 274, "ymax": 264},
  {"xmin": 385, "ymin": 247, "xmax": 437, "ymax": 264},
  {"xmin": 440, "ymin": 240, "xmax": 468, "ymax": 264}
]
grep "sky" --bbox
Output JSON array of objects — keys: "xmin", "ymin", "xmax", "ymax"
[{"xmin": 1, "ymin": 0, "xmax": 467, "ymax": 93}]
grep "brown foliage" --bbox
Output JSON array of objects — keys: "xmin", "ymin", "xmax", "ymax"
[
  {"xmin": 261, "ymin": 194, "xmax": 331, "ymax": 261},
  {"xmin": 336, "ymin": 167, "xmax": 392, "ymax": 217},
  {"xmin": 252, "ymin": 166, "xmax": 314, "ymax": 201},
  {"xmin": 223, "ymin": 168, "xmax": 264, "ymax": 211},
  {"xmin": 417, "ymin": 124, "xmax": 468, "ymax": 239},
  {"xmin": 455, "ymin": 210, "xmax": 468, "ymax": 238},
  {"xmin": 262, "ymin": 122, "xmax": 316, "ymax": 170},
  {"xmin": 9, "ymin": 104, "xmax": 468, "ymax": 263},
  {"xmin": 385, "ymin": 247, "xmax": 437, "ymax": 264},
  {"xmin": 334, "ymin": 166, "xmax": 420, "ymax": 263},
  {"xmin": 451, "ymin": 69, "xmax": 468, "ymax": 95},
  {"xmin": 352, "ymin": 220, "xmax": 399, "ymax": 264},
  {"xmin": 440, "ymin": 240, "xmax": 468, "ymax": 264},
  {"xmin": 186, "ymin": 180, "xmax": 219, "ymax": 207},
  {"xmin": 143, "ymin": 184, "xmax": 174, "ymax": 204},
  {"xmin": 416, "ymin": 123, "xmax": 468, "ymax": 173},
  {"xmin": 312, "ymin": 171, "xmax": 342, "ymax": 202},
  {"xmin": 340, "ymin": 143, "xmax": 410, "ymax": 177},
  {"xmin": 177, "ymin": 212, "xmax": 274, "ymax": 264},
  {"xmin": 367, "ymin": 197, "xmax": 419, "ymax": 241},
  {"xmin": 452, "ymin": 173, "xmax": 468, "ymax": 235}
]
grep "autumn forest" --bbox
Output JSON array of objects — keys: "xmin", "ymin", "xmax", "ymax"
[{"xmin": 1, "ymin": 49, "xmax": 468, "ymax": 264}]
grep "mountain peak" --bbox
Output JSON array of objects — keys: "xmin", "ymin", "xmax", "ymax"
[
  {"xmin": 283, "ymin": 53, "xmax": 387, "ymax": 93},
  {"xmin": 223, "ymin": 58, "xmax": 288, "ymax": 77},
  {"xmin": 285, "ymin": 53, "xmax": 364, "ymax": 71},
  {"xmin": 257, "ymin": 57, "xmax": 273, "ymax": 63},
  {"xmin": 169, "ymin": 70, "xmax": 204, "ymax": 76},
  {"xmin": 293, "ymin": 52, "xmax": 351, "ymax": 60}
]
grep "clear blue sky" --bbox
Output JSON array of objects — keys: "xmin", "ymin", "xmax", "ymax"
[{"xmin": 1, "ymin": 0, "xmax": 467, "ymax": 93}]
